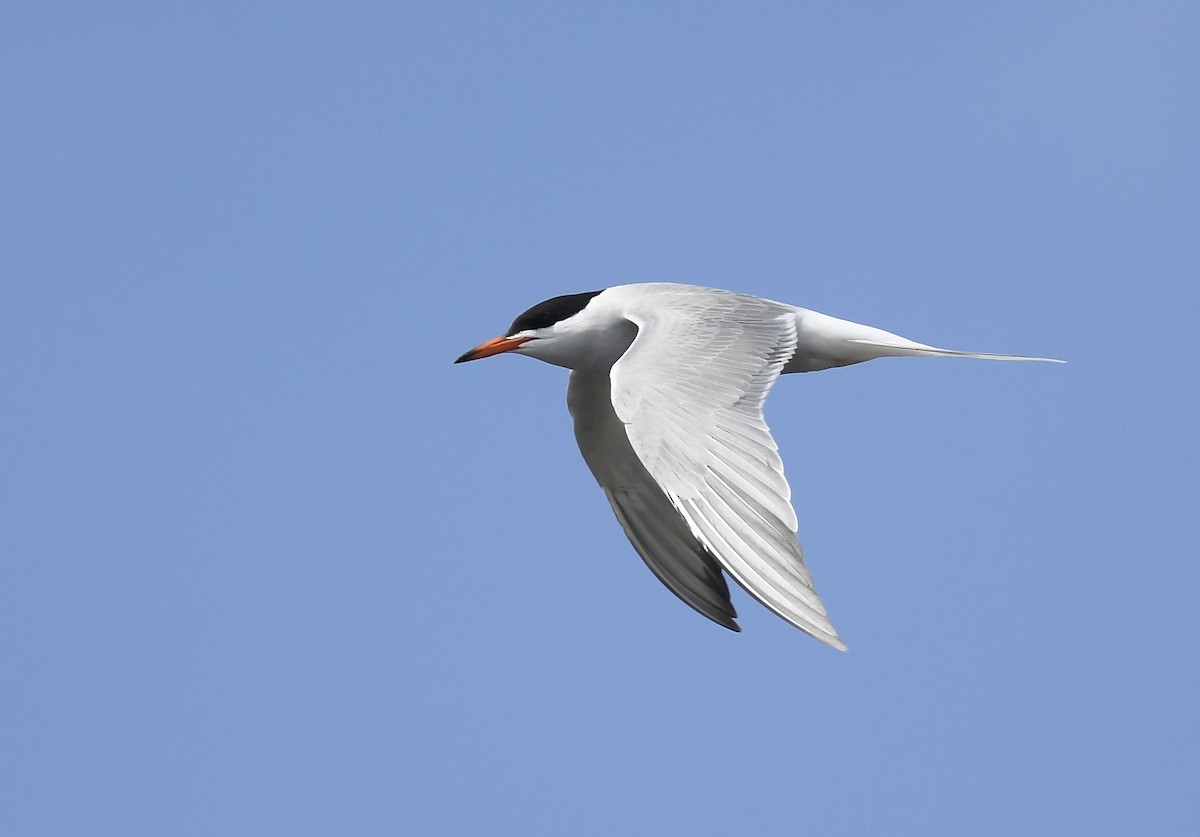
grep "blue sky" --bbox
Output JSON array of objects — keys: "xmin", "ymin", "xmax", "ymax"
[{"xmin": 2, "ymin": 3, "xmax": 1197, "ymax": 834}]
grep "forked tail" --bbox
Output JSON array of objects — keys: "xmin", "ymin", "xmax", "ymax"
[
  {"xmin": 845, "ymin": 338, "xmax": 1065, "ymax": 364},
  {"xmin": 787, "ymin": 309, "xmax": 1065, "ymax": 372}
]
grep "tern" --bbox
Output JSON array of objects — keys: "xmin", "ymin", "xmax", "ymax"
[{"xmin": 455, "ymin": 283, "xmax": 1061, "ymax": 649}]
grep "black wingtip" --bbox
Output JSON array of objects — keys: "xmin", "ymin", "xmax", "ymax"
[{"xmin": 713, "ymin": 612, "xmax": 741, "ymax": 632}]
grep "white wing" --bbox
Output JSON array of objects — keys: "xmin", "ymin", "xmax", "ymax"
[{"xmin": 588, "ymin": 285, "xmax": 845, "ymax": 649}]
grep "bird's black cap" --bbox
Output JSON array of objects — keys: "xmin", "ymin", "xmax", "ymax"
[{"xmin": 506, "ymin": 290, "xmax": 603, "ymax": 336}]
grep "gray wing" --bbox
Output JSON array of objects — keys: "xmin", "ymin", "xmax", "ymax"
[
  {"xmin": 606, "ymin": 286, "xmax": 845, "ymax": 649},
  {"xmin": 568, "ymin": 369, "xmax": 740, "ymax": 630}
]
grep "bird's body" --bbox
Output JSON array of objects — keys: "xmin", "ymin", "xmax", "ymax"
[{"xmin": 456, "ymin": 283, "xmax": 1061, "ymax": 649}]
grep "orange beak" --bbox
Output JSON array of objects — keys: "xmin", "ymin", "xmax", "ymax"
[{"xmin": 453, "ymin": 334, "xmax": 533, "ymax": 364}]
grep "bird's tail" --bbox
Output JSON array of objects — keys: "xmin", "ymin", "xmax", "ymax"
[{"xmin": 786, "ymin": 309, "xmax": 1064, "ymax": 371}]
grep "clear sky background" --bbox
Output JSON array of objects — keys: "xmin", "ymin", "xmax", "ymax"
[{"xmin": 3, "ymin": 3, "xmax": 1197, "ymax": 835}]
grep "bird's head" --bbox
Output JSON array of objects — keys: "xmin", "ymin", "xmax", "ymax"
[{"xmin": 454, "ymin": 289, "xmax": 630, "ymax": 370}]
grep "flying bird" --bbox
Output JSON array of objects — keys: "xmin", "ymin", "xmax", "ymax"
[{"xmin": 455, "ymin": 283, "xmax": 1061, "ymax": 649}]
